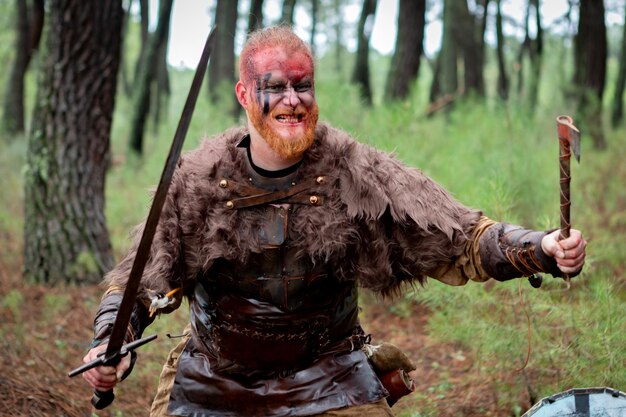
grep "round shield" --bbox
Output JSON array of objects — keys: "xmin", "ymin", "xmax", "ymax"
[{"xmin": 523, "ymin": 387, "xmax": 626, "ymax": 417}]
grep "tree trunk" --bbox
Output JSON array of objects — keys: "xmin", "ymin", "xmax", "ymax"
[
  {"xmin": 527, "ymin": 0, "xmax": 543, "ymax": 111},
  {"xmin": 133, "ymin": 0, "xmax": 150, "ymax": 83},
  {"xmin": 209, "ymin": 0, "xmax": 239, "ymax": 117},
  {"xmin": 515, "ymin": 0, "xmax": 543, "ymax": 111},
  {"xmin": 2, "ymin": 0, "xmax": 43, "ymax": 135},
  {"xmin": 129, "ymin": 0, "xmax": 174, "ymax": 154},
  {"xmin": 479, "ymin": 0, "xmax": 489, "ymax": 45},
  {"xmin": 281, "ymin": 0, "xmax": 297, "ymax": 26},
  {"xmin": 516, "ymin": 1, "xmax": 531, "ymax": 96},
  {"xmin": 428, "ymin": 52, "xmax": 442, "ymax": 104},
  {"xmin": 333, "ymin": 0, "xmax": 342, "ymax": 75},
  {"xmin": 152, "ymin": 24, "xmax": 172, "ymax": 133},
  {"xmin": 573, "ymin": 0, "xmax": 607, "ymax": 149},
  {"xmin": 118, "ymin": 0, "xmax": 133, "ymax": 97},
  {"xmin": 352, "ymin": 0, "xmax": 377, "ymax": 105},
  {"xmin": 384, "ymin": 0, "xmax": 426, "ymax": 102},
  {"xmin": 24, "ymin": 0, "xmax": 124, "ymax": 285},
  {"xmin": 2, "ymin": 0, "xmax": 30, "ymax": 135},
  {"xmin": 611, "ymin": 2, "xmax": 626, "ymax": 127},
  {"xmin": 29, "ymin": 0, "xmax": 45, "ymax": 51},
  {"xmin": 516, "ymin": 40, "xmax": 528, "ymax": 95},
  {"xmin": 439, "ymin": 0, "xmax": 459, "ymax": 99},
  {"xmin": 247, "ymin": 0, "xmax": 264, "ymax": 33},
  {"xmin": 459, "ymin": 0, "xmax": 485, "ymax": 96},
  {"xmin": 139, "ymin": 0, "xmax": 149, "ymax": 45},
  {"xmin": 495, "ymin": 0, "xmax": 509, "ymax": 100},
  {"xmin": 310, "ymin": 0, "xmax": 318, "ymax": 56}
]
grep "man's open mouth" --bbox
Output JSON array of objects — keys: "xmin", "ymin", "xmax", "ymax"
[{"xmin": 275, "ymin": 113, "xmax": 304, "ymax": 124}]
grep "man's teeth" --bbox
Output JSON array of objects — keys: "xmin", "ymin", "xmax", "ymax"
[{"xmin": 276, "ymin": 115, "xmax": 301, "ymax": 123}]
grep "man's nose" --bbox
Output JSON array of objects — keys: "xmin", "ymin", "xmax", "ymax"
[{"xmin": 283, "ymin": 87, "xmax": 301, "ymax": 107}]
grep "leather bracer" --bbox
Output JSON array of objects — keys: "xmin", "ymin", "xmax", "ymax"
[
  {"xmin": 90, "ymin": 292, "xmax": 152, "ymax": 379},
  {"xmin": 92, "ymin": 292, "xmax": 151, "ymax": 346},
  {"xmin": 478, "ymin": 223, "xmax": 563, "ymax": 281}
]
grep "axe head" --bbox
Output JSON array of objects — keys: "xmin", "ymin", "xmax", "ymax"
[{"xmin": 556, "ymin": 115, "xmax": 581, "ymax": 163}]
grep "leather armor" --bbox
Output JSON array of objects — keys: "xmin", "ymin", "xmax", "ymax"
[
  {"xmin": 190, "ymin": 204, "xmax": 361, "ymax": 373},
  {"xmin": 167, "ymin": 170, "xmax": 386, "ymax": 416}
]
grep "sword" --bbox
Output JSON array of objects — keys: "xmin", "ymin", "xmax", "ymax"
[{"xmin": 68, "ymin": 26, "xmax": 217, "ymax": 409}]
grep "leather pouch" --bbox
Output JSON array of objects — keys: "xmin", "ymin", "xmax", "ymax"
[
  {"xmin": 378, "ymin": 368, "xmax": 415, "ymax": 406},
  {"xmin": 363, "ymin": 342, "xmax": 416, "ymax": 406}
]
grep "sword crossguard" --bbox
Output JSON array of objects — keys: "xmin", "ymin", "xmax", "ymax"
[{"xmin": 68, "ymin": 334, "xmax": 157, "ymax": 378}]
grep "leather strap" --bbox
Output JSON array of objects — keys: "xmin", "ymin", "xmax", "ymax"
[
  {"xmin": 219, "ymin": 176, "xmax": 327, "ymax": 209},
  {"xmin": 323, "ymin": 331, "xmax": 371, "ymax": 356}
]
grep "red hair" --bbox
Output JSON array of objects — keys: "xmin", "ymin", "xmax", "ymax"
[{"xmin": 239, "ymin": 26, "xmax": 314, "ymax": 85}]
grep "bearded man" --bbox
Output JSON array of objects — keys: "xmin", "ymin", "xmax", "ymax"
[{"xmin": 81, "ymin": 27, "xmax": 586, "ymax": 417}]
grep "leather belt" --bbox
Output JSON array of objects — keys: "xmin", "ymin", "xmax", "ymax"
[{"xmin": 322, "ymin": 330, "xmax": 371, "ymax": 356}]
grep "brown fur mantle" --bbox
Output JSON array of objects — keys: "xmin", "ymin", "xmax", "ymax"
[{"xmin": 104, "ymin": 123, "xmax": 482, "ymax": 304}]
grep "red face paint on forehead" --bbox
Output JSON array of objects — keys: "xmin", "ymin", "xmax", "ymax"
[{"xmin": 251, "ymin": 46, "xmax": 314, "ymax": 84}]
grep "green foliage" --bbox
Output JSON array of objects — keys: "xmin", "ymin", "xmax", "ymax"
[
  {"xmin": 2, "ymin": 289, "xmax": 24, "ymax": 319},
  {"xmin": 0, "ymin": 0, "xmax": 16, "ymax": 101},
  {"xmin": 1, "ymin": 289, "xmax": 24, "ymax": 341},
  {"xmin": 43, "ymin": 291, "xmax": 71, "ymax": 317},
  {"xmin": 69, "ymin": 250, "xmax": 100, "ymax": 277}
]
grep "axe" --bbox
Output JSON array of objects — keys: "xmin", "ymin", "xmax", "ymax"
[{"xmin": 556, "ymin": 115, "xmax": 581, "ymax": 287}]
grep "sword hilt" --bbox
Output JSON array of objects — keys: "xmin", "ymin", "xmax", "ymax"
[
  {"xmin": 92, "ymin": 388, "xmax": 115, "ymax": 409},
  {"xmin": 68, "ymin": 334, "xmax": 157, "ymax": 377},
  {"xmin": 68, "ymin": 334, "xmax": 157, "ymax": 409}
]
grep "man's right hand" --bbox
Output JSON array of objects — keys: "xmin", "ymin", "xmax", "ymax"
[{"xmin": 81, "ymin": 343, "xmax": 132, "ymax": 391}]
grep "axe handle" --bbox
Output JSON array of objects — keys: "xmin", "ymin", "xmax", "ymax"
[
  {"xmin": 557, "ymin": 117, "xmax": 575, "ymax": 287},
  {"xmin": 558, "ymin": 132, "xmax": 571, "ymax": 241},
  {"xmin": 557, "ymin": 123, "xmax": 572, "ymax": 239}
]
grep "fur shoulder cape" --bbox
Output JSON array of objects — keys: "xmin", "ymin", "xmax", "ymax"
[{"xmin": 105, "ymin": 123, "xmax": 481, "ymax": 300}]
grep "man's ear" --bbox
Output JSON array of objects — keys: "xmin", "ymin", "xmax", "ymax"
[{"xmin": 235, "ymin": 80, "xmax": 248, "ymax": 108}]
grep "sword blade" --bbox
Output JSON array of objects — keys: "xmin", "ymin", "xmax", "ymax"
[{"xmin": 104, "ymin": 26, "xmax": 216, "ymax": 358}]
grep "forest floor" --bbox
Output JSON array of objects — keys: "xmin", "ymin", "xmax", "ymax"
[{"xmin": 0, "ymin": 256, "xmax": 533, "ymax": 417}]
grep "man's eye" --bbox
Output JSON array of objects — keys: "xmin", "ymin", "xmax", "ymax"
[
  {"xmin": 294, "ymin": 82, "xmax": 312, "ymax": 92},
  {"xmin": 264, "ymin": 84, "xmax": 286, "ymax": 93}
]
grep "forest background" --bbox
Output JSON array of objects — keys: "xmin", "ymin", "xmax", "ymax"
[{"xmin": 0, "ymin": 0, "xmax": 625, "ymax": 416}]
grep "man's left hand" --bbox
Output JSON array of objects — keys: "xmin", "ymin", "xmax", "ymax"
[{"xmin": 541, "ymin": 229, "xmax": 587, "ymax": 275}]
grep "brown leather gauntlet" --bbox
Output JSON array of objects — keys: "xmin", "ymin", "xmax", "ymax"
[
  {"xmin": 92, "ymin": 292, "xmax": 152, "ymax": 347},
  {"xmin": 90, "ymin": 292, "xmax": 153, "ymax": 380},
  {"xmin": 478, "ymin": 223, "xmax": 564, "ymax": 281}
]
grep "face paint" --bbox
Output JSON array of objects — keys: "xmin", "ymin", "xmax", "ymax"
[
  {"xmin": 262, "ymin": 73, "xmax": 271, "ymax": 115},
  {"xmin": 245, "ymin": 47, "xmax": 318, "ymax": 159},
  {"xmin": 256, "ymin": 76, "xmax": 262, "ymax": 111}
]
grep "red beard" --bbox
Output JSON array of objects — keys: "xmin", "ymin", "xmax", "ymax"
[{"xmin": 249, "ymin": 103, "xmax": 319, "ymax": 160}]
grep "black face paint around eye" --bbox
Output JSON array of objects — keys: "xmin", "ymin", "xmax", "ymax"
[
  {"xmin": 256, "ymin": 76, "xmax": 262, "ymax": 108},
  {"xmin": 262, "ymin": 73, "xmax": 271, "ymax": 115}
]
